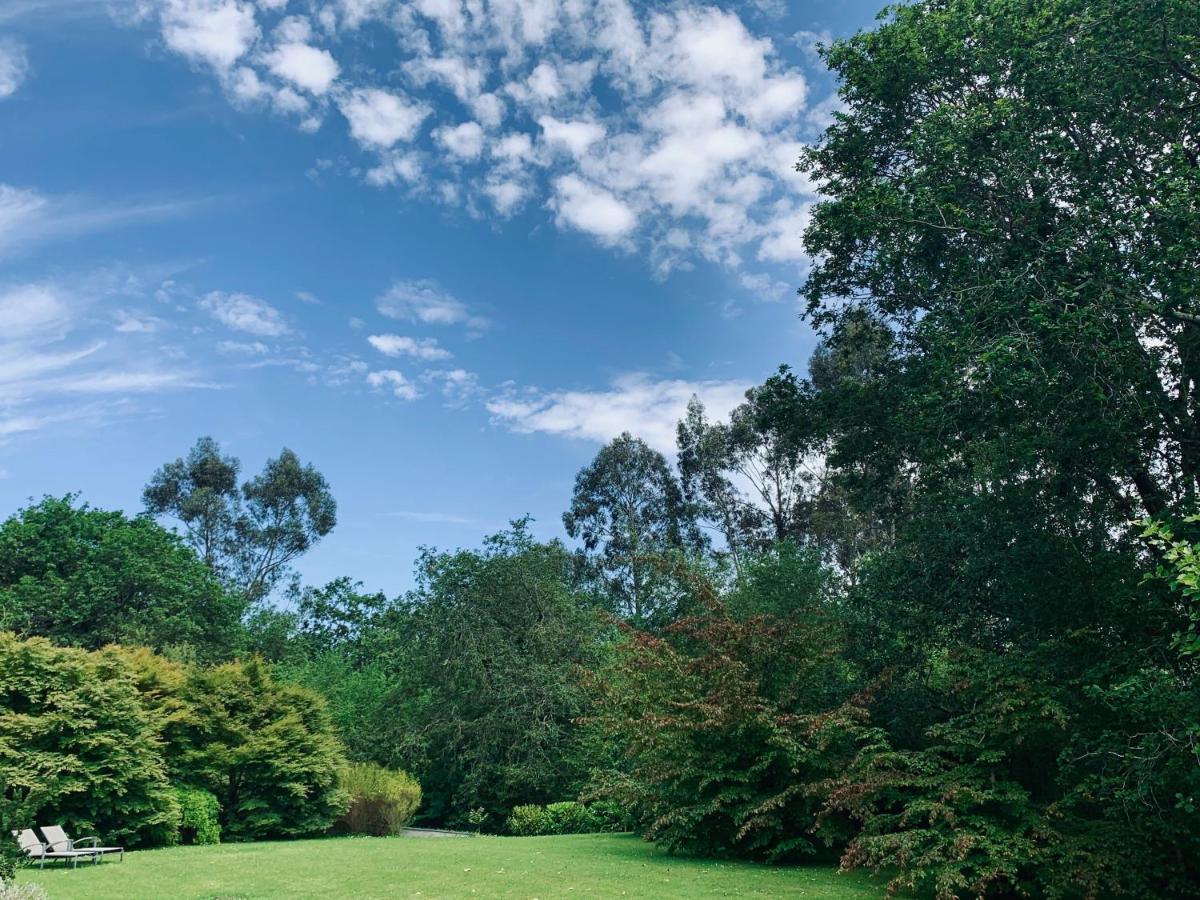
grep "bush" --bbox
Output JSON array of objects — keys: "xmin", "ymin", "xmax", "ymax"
[
  {"xmin": 505, "ymin": 802, "xmax": 609, "ymax": 836},
  {"xmin": 336, "ymin": 764, "xmax": 421, "ymax": 836},
  {"xmin": 171, "ymin": 787, "xmax": 221, "ymax": 845},
  {"xmin": 505, "ymin": 804, "xmax": 549, "ymax": 836},
  {"xmin": 173, "ymin": 658, "xmax": 349, "ymax": 841},
  {"xmin": 0, "ymin": 884, "xmax": 49, "ymax": 900},
  {"xmin": 585, "ymin": 598, "xmax": 869, "ymax": 861},
  {"xmin": 0, "ymin": 633, "xmax": 177, "ymax": 847}
]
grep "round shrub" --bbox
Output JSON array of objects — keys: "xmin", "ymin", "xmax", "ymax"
[
  {"xmin": 171, "ymin": 787, "xmax": 221, "ymax": 845},
  {"xmin": 336, "ymin": 763, "xmax": 421, "ymax": 836},
  {"xmin": 544, "ymin": 802, "xmax": 601, "ymax": 835},
  {"xmin": 506, "ymin": 804, "xmax": 550, "ymax": 836}
]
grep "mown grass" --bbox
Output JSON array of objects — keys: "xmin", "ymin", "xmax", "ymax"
[{"xmin": 17, "ymin": 833, "xmax": 890, "ymax": 899}]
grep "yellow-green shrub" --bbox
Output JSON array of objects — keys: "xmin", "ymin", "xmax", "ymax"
[{"xmin": 336, "ymin": 763, "xmax": 421, "ymax": 836}]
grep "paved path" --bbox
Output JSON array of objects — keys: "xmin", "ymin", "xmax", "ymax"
[{"xmin": 400, "ymin": 827, "xmax": 471, "ymax": 838}]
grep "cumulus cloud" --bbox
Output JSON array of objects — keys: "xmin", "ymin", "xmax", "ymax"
[
  {"xmin": 436, "ymin": 121, "xmax": 485, "ymax": 160},
  {"xmin": 367, "ymin": 333, "xmax": 452, "ymax": 361},
  {"xmin": 265, "ymin": 41, "xmax": 339, "ymax": 94},
  {"xmin": 0, "ymin": 38, "xmax": 29, "ymax": 99},
  {"xmin": 552, "ymin": 175, "xmax": 636, "ymax": 243},
  {"xmin": 160, "ymin": 0, "xmax": 260, "ymax": 71},
  {"xmin": 129, "ymin": 0, "xmax": 822, "ymax": 279},
  {"xmin": 376, "ymin": 279, "xmax": 489, "ymax": 332},
  {"xmin": 339, "ymin": 87, "xmax": 428, "ymax": 148},
  {"xmin": 199, "ymin": 290, "xmax": 290, "ymax": 335},
  {"xmin": 366, "ymin": 368, "xmax": 419, "ymax": 400},
  {"xmin": 487, "ymin": 372, "xmax": 751, "ymax": 455}
]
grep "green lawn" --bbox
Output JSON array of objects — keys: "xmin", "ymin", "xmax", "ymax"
[{"xmin": 17, "ymin": 833, "xmax": 889, "ymax": 899}]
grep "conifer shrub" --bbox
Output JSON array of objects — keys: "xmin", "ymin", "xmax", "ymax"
[{"xmin": 336, "ymin": 763, "xmax": 421, "ymax": 836}]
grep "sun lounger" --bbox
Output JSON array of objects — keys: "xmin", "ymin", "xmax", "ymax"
[
  {"xmin": 39, "ymin": 825, "xmax": 124, "ymax": 862},
  {"xmin": 12, "ymin": 829, "xmax": 100, "ymax": 868}
]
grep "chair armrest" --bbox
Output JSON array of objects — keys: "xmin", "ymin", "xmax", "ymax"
[{"xmin": 71, "ymin": 836, "xmax": 101, "ymax": 849}]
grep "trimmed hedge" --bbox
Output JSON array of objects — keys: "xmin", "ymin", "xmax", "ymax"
[{"xmin": 505, "ymin": 802, "xmax": 623, "ymax": 836}]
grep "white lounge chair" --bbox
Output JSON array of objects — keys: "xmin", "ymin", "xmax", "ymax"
[
  {"xmin": 40, "ymin": 825, "xmax": 124, "ymax": 862},
  {"xmin": 12, "ymin": 829, "xmax": 100, "ymax": 868}
]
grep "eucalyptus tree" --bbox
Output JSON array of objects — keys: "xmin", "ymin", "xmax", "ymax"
[
  {"xmin": 144, "ymin": 437, "xmax": 336, "ymax": 602},
  {"xmin": 564, "ymin": 432, "xmax": 705, "ymax": 622}
]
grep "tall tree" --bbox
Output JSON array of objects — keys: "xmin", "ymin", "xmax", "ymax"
[
  {"xmin": 394, "ymin": 521, "xmax": 603, "ymax": 827},
  {"xmin": 144, "ymin": 438, "xmax": 337, "ymax": 602},
  {"xmin": 801, "ymin": 0, "xmax": 1200, "ymax": 524},
  {"xmin": 564, "ymin": 433, "xmax": 704, "ymax": 621}
]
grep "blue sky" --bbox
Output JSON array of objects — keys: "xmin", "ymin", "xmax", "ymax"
[{"xmin": 0, "ymin": 0, "xmax": 880, "ymax": 596}]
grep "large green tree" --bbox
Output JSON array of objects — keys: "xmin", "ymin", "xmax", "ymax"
[
  {"xmin": 565, "ymin": 433, "xmax": 705, "ymax": 622},
  {"xmin": 791, "ymin": 0, "xmax": 1200, "ymax": 894},
  {"xmin": 144, "ymin": 438, "xmax": 337, "ymax": 602},
  {"xmin": 0, "ymin": 496, "xmax": 241, "ymax": 657},
  {"xmin": 394, "ymin": 521, "xmax": 604, "ymax": 827}
]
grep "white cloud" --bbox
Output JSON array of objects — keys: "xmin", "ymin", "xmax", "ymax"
[
  {"xmin": 757, "ymin": 201, "xmax": 812, "ymax": 263},
  {"xmin": 538, "ymin": 116, "xmax": 604, "ymax": 157},
  {"xmin": 0, "ymin": 182, "xmax": 205, "ymax": 259},
  {"xmin": 376, "ymin": 279, "xmax": 489, "ymax": 331},
  {"xmin": 113, "ymin": 309, "xmax": 166, "ymax": 333},
  {"xmin": 422, "ymin": 366, "xmax": 480, "ymax": 405},
  {"xmin": 339, "ymin": 87, "xmax": 428, "ymax": 148},
  {"xmin": 487, "ymin": 373, "xmax": 751, "ymax": 455},
  {"xmin": 367, "ymin": 333, "xmax": 452, "ymax": 361},
  {"xmin": 160, "ymin": 0, "xmax": 260, "ymax": 71},
  {"xmin": 199, "ymin": 290, "xmax": 290, "ymax": 335},
  {"xmin": 265, "ymin": 41, "xmax": 338, "ymax": 94},
  {"xmin": 216, "ymin": 339, "xmax": 269, "ymax": 353},
  {"xmin": 0, "ymin": 282, "xmax": 70, "ymax": 339},
  {"xmin": 0, "ymin": 276, "xmax": 210, "ymax": 442},
  {"xmin": 366, "ymin": 368, "xmax": 419, "ymax": 400},
  {"xmin": 436, "ymin": 121, "xmax": 485, "ymax": 160},
  {"xmin": 130, "ymin": 0, "xmax": 823, "ymax": 282},
  {"xmin": 0, "ymin": 38, "xmax": 29, "ymax": 99},
  {"xmin": 483, "ymin": 178, "xmax": 527, "ymax": 215},
  {"xmin": 552, "ymin": 175, "xmax": 636, "ymax": 243}
]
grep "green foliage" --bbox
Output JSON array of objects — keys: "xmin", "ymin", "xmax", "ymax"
[
  {"xmin": 171, "ymin": 658, "xmax": 348, "ymax": 841},
  {"xmin": 170, "ymin": 787, "xmax": 221, "ymax": 846},
  {"xmin": 586, "ymin": 570, "xmax": 868, "ymax": 862},
  {"xmin": 505, "ymin": 802, "xmax": 608, "ymax": 836},
  {"xmin": 1144, "ymin": 516, "xmax": 1200, "ymax": 656},
  {"xmin": 0, "ymin": 496, "xmax": 241, "ymax": 659},
  {"xmin": 564, "ymin": 433, "xmax": 706, "ymax": 623},
  {"xmin": 0, "ymin": 634, "xmax": 177, "ymax": 847},
  {"xmin": 394, "ymin": 521, "xmax": 604, "ymax": 828},
  {"xmin": 336, "ymin": 764, "xmax": 421, "ymax": 836},
  {"xmin": 144, "ymin": 438, "xmax": 337, "ymax": 602}
]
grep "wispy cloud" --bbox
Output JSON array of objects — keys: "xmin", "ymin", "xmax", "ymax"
[
  {"xmin": 488, "ymin": 373, "xmax": 751, "ymax": 455},
  {"xmin": 385, "ymin": 509, "xmax": 478, "ymax": 526},
  {"xmin": 0, "ymin": 38, "xmax": 29, "ymax": 99},
  {"xmin": 0, "ymin": 182, "xmax": 209, "ymax": 259}
]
